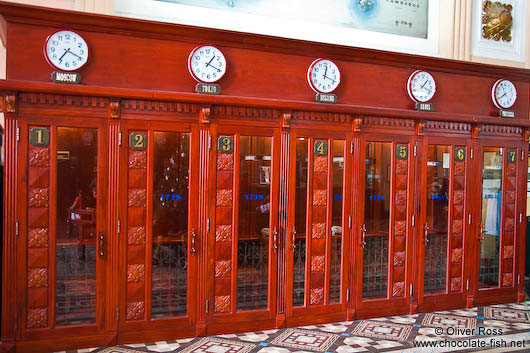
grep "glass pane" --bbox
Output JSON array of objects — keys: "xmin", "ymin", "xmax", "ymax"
[
  {"xmin": 480, "ymin": 148, "xmax": 502, "ymax": 288},
  {"xmin": 330, "ymin": 140, "xmax": 344, "ymax": 304},
  {"xmin": 293, "ymin": 138, "xmax": 308, "ymax": 307},
  {"xmin": 424, "ymin": 145, "xmax": 449, "ymax": 294},
  {"xmin": 151, "ymin": 132, "xmax": 189, "ymax": 318},
  {"xmin": 362, "ymin": 142, "xmax": 391, "ymax": 299},
  {"xmin": 56, "ymin": 127, "xmax": 97, "ymax": 326},
  {"xmin": 237, "ymin": 135, "xmax": 271, "ymax": 311}
]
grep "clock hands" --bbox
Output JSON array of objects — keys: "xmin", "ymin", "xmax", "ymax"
[
  {"xmin": 205, "ymin": 55, "xmax": 221, "ymax": 72},
  {"xmin": 58, "ymin": 49, "xmax": 69, "ymax": 63},
  {"xmin": 67, "ymin": 49, "xmax": 82, "ymax": 60}
]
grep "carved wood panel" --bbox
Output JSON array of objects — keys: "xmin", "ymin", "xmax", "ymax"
[
  {"xmin": 501, "ymin": 150, "xmax": 517, "ymax": 287},
  {"xmin": 126, "ymin": 130, "xmax": 147, "ymax": 321},
  {"xmin": 26, "ymin": 135, "xmax": 50, "ymax": 329},
  {"xmin": 392, "ymin": 152, "xmax": 408, "ymax": 298},
  {"xmin": 449, "ymin": 149, "xmax": 466, "ymax": 292},
  {"xmin": 214, "ymin": 138, "xmax": 234, "ymax": 314}
]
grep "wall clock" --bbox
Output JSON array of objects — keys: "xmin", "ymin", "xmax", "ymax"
[
  {"xmin": 44, "ymin": 29, "xmax": 89, "ymax": 72},
  {"xmin": 188, "ymin": 45, "xmax": 227, "ymax": 83},
  {"xmin": 307, "ymin": 58, "xmax": 341, "ymax": 94},
  {"xmin": 491, "ymin": 79, "xmax": 517, "ymax": 109},
  {"xmin": 407, "ymin": 70, "xmax": 436, "ymax": 103}
]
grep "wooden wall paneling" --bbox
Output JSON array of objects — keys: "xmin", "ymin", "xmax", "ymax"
[
  {"xmin": 126, "ymin": 129, "xmax": 148, "ymax": 322},
  {"xmin": 501, "ymin": 149, "xmax": 517, "ymax": 289}
]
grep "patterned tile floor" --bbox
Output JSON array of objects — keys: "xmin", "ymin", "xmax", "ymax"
[{"xmin": 57, "ymin": 301, "xmax": 530, "ymax": 353}]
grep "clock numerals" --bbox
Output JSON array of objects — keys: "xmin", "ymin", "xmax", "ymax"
[
  {"xmin": 307, "ymin": 58, "xmax": 341, "ymax": 94},
  {"xmin": 44, "ymin": 29, "xmax": 89, "ymax": 72},
  {"xmin": 188, "ymin": 45, "xmax": 227, "ymax": 83}
]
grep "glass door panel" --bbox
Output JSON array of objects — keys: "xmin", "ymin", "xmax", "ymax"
[
  {"xmin": 151, "ymin": 131, "xmax": 190, "ymax": 318},
  {"xmin": 330, "ymin": 140, "xmax": 344, "ymax": 304},
  {"xmin": 479, "ymin": 148, "xmax": 503, "ymax": 289},
  {"xmin": 423, "ymin": 145, "xmax": 450, "ymax": 294},
  {"xmin": 293, "ymin": 137, "xmax": 308, "ymax": 307},
  {"xmin": 56, "ymin": 127, "xmax": 98, "ymax": 326},
  {"xmin": 362, "ymin": 142, "xmax": 391, "ymax": 299}
]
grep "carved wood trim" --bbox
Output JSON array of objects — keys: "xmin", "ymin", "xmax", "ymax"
[
  {"xmin": 121, "ymin": 99, "xmax": 199, "ymax": 114},
  {"xmin": 108, "ymin": 100, "xmax": 120, "ymax": 119},
  {"xmin": 472, "ymin": 124, "xmax": 482, "ymax": 139},
  {"xmin": 293, "ymin": 111, "xmax": 351, "ymax": 123},
  {"xmin": 353, "ymin": 117, "xmax": 363, "ymax": 132},
  {"xmin": 481, "ymin": 124, "xmax": 522, "ymax": 137},
  {"xmin": 282, "ymin": 112, "xmax": 291, "ymax": 128},
  {"xmin": 415, "ymin": 121, "xmax": 425, "ymax": 136},
  {"xmin": 425, "ymin": 121, "xmax": 471, "ymax": 132},
  {"xmin": 200, "ymin": 106, "xmax": 211, "ymax": 125},
  {"xmin": 19, "ymin": 93, "xmax": 106, "ymax": 108},
  {"xmin": 4, "ymin": 94, "xmax": 16, "ymax": 113},
  {"xmin": 213, "ymin": 105, "xmax": 281, "ymax": 119},
  {"xmin": 523, "ymin": 129, "xmax": 530, "ymax": 142},
  {"xmin": 363, "ymin": 116, "xmax": 414, "ymax": 128}
]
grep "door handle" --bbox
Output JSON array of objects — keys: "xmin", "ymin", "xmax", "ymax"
[
  {"xmin": 98, "ymin": 232, "xmax": 105, "ymax": 258},
  {"xmin": 360, "ymin": 224, "xmax": 367, "ymax": 248},
  {"xmin": 273, "ymin": 227, "xmax": 278, "ymax": 251},
  {"xmin": 479, "ymin": 223, "xmax": 485, "ymax": 242},
  {"xmin": 291, "ymin": 226, "xmax": 297, "ymax": 250},
  {"xmin": 423, "ymin": 223, "xmax": 430, "ymax": 245},
  {"xmin": 191, "ymin": 229, "xmax": 197, "ymax": 255}
]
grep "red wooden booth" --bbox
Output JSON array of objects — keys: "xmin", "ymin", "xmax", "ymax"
[{"xmin": 1, "ymin": 2, "xmax": 529, "ymax": 352}]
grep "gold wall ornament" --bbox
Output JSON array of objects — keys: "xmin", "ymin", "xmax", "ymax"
[{"xmin": 481, "ymin": 1, "xmax": 513, "ymax": 42}]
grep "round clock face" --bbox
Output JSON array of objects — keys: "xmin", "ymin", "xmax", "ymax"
[
  {"xmin": 44, "ymin": 29, "xmax": 89, "ymax": 72},
  {"xmin": 307, "ymin": 58, "xmax": 341, "ymax": 94},
  {"xmin": 407, "ymin": 70, "xmax": 436, "ymax": 103},
  {"xmin": 188, "ymin": 45, "xmax": 227, "ymax": 83},
  {"xmin": 492, "ymin": 79, "xmax": 517, "ymax": 109}
]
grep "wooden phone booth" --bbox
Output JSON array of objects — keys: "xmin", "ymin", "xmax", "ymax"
[{"xmin": 0, "ymin": 2, "xmax": 529, "ymax": 352}]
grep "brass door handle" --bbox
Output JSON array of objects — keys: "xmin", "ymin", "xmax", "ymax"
[
  {"xmin": 191, "ymin": 229, "xmax": 197, "ymax": 255},
  {"xmin": 292, "ymin": 227, "xmax": 297, "ymax": 250},
  {"xmin": 423, "ymin": 223, "xmax": 430, "ymax": 245},
  {"xmin": 360, "ymin": 224, "xmax": 367, "ymax": 248},
  {"xmin": 98, "ymin": 232, "xmax": 105, "ymax": 258},
  {"xmin": 479, "ymin": 223, "xmax": 485, "ymax": 242},
  {"xmin": 273, "ymin": 227, "xmax": 278, "ymax": 251}
]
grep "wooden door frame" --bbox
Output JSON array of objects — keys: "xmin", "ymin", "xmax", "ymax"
[
  {"xmin": 15, "ymin": 116, "xmax": 109, "ymax": 349},
  {"xmin": 283, "ymin": 127, "xmax": 352, "ymax": 326},
  {"xmin": 117, "ymin": 118, "xmax": 199, "ymax": 343},
  {"xmin": 205, "ymin": 123, "xmax": 280, "ymax": 335},
  {"xmin": 353, "ymin": 133, "xmax": 415, "ymax": 319}
]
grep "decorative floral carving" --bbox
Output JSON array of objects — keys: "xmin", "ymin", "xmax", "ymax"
[
  {"xmin": 451, "ymin": 248, "xmax": 462, "ymax": 263},
  {"xmin": 215, "ymin": 260, "xmax": 231, "ymax": 278},
  {"xmin": 126, "ymin": 301, "xmax": 144, "ymax": 320},
  {"xmin": 395, "ymin": 191, "xmax": 407, "ymax": 205},
  {"xmin": 502, "ymin": 273, "xmax": 513, "ymax": 287},
  {"xmin": 454, "ymin": 191, "xmax": 464, "ymax": 205},
  {"xmin": 216, "ymin": 225, "xmax": 232, "ymax": 242},
  {"xmin": 396, "ymin": 160, "xmax": 408, "ymax": 175},
  {"xmin": 506, "ymin": 163, "xmax": 516, "ymax": 177},
  {"xmin": 282, "ymin": 112, "xmax": 291, "ymax": 128},
  {"xmin": 28, "ymin": 228, "xmax": 48, "ymax": 248},
  {"xmin": 310, "ymin": 288, "xmax": 324, "ymax": 305},
  {"xmin": 28, "ymin": 188, "xmax": 49, "ymax": 208},
  {"xmin": 215, "ymin": 295, "xmax": 231, "ymax": 313},
  {"xmin": 392, "ymin": 282, "xmax": 405, "ymax": 297},
  {"xmin": 5, "ymin": 94, "xmax": 16, "ymax": 113},
  {"xmin": 29, "ymin": 146, "xmax": 49, "ymax": 167},
  {"xmin": 108, "ymin": 100, "xmax": 120, "ymax": 119},
  {"xmin": 394, "ymin": 251, "xmax": 405, "ymax": 266},
  {"xmin": 451, "ymin": 277, "xmax": 462, "ymax": 292},
  {"xmin": 353, "ymin": 117, "xmax": 363, "ymax": 132},
  {"xmin": 452, "ymin": 220, "xmax": 463, "ymax": 235},
  {"xmin": 217, "ymin": 153, "xmax": 234, "ymax": 171},
  {"xmin": 313, "ymin": 190, "xmax": 327, "ymax": 206},
  {"xmin": 394, "ymin": 221, "xmax": 406, "ymax": 236},
  {"xmin": 482, "ymin": 1, "xmax": 513, "ymax": 42},
  {"xmin": 416, "ymin": 121, "xmax": 425, "ymax": 136},
  {"xmin": 129, "ymin": 151, "xmax": 147, "ymax": 169},
  {"xmin": 312, "ymin": 223, "xmax": 326, "ymax": 239},
  {"xmin": 506, "ymin": 191, "xmax": 516, "ymax": 204},
  {"xmin": 200, "ymin": 107, "xmax": 211, "ymax": 124},
  {"xmin": 505, "ymin": 218, "xmax": 514, "ymax": 232},
  {"xmin": 503, "ymin": 245, "xmax": 514, "ymax": 259},
  {"xmin": 28, "ymin": 268, "xmax": 48, "ymax": 288},
  {"xmin": 311, "ymin": 256, "xmax": 325, "ymax": 272},
  {"xmin": 216, "ymin": 190, "xmax": 233, "ymax": 207},
  {"xmin": 27, "ymin": 308, "xmax": 47, "ymax": 328},
  {"xmin": 128, "ymin": 189, "xmax": 146, "ymax": 207},
  {"xmin": 127, "ymin": 264, "xmax": 145, "ymax": 282},
  {"xmin": 314, "ymin": 156, "xmax": 328, "ymax": 173},
  {"xmin": 128, "ymin": 226, "xmax": 146, "ymax": 244},
  {"xmin": 455, "ymin": 162, "xmax": 465, "ymax": 176}
]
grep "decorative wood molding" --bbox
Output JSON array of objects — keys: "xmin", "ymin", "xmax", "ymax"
[
  {"xmin": 363, "ymin": 116, "xmax": 414, "ymax": 128},
  {"xmin": 353, "ymin": 117, "xmax": 363, "ymax": 132},
  {"xmin": 281, "ymin": 112, "xmax": 291, "ymax": 128},
  {"xmin": 523, "ymin": 129, "xmax": 530, "ymax": 142},
  {"xmin": 19, "ymin": 93, "xmax": 106, "ymax": 108},
  {"xmin": 4, "ymin": 94, "xmax": 16, "ymax": 113},
  {"xmin": 293, "ymin": 111, "xmax": 351, "ymax": 123},
  {"xmin": 213, "ymin": 105, "xmax": 281, "ymax": 119},
  {"xmin": 415, "ymin": 121, "xmax": 425, "ymax": 136},
  {"xmin": 200, "ymin": 106, "xmax": 211, "ymax": 125},
  {"xmin": 121, "ymin": 99, "xmax": 199, "ymax": 114},
  {"xmin": 426, "ymin": 121, "xmax": 472, "ymax": 132},
  {"xmin": 482, "ymin": 124, "xmax": 522, "ymax": 137},
  {"xmin": 108, "ymin": 100, "xmax": 120, "ymax": 119},
  {"xmin": 472, "ymin": 124, "xmax": 482, "ymax": 139}
]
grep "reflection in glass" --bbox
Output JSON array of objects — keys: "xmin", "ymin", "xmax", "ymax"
[
  {"xmin": 330, "ymin": 140, "xmax": 344, "ymax": 303},
  {"xmin": 424, "ymin": 145, "xmax": 449, "ymax": 294},
  {"xmin": 237, "ymin": 136, "xmax": 271, "ymax": 311},
  {"xmin": 151, "ymin": 132, "xmax": 189, "ymax": 318},
  {"xmin": 480, "ymin": 148, "xmax": 502, "ymax": 288},
  {"xmin": 293, "ymin": 138, "xmax": 308, "ymax": 307},
  {"xmin": 56, "ymin": 127, "xmax": 98, "ymax": 326},
  {"xmin": 362, "ymin": 142, "xmax": 391, "ymax": 299}
]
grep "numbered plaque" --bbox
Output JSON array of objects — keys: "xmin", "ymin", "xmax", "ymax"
[
  {"xmin": 218, "ymin": 136, "xmax": 234, "ymax": 153},
  {"xmin": 455, "ymin": 147, "xmax": 465, "ymax": 161},
  {"xmin": 129, "ymin": 132, "xmax": 147, "ymax": 151},
  {"xmin": 396, "ymin": 144, "xmax": 408, "ymax": 159},
  {"xmin": 314, "ymin": 140, "xmax": 328, "ymax": 156},
  {"xmin": 29, "ymin": 127, "xmax": 50, "ymax": 147},
  {"xmin": 507, "ymin": 149, "xmax": 517, "ymax": 163}
]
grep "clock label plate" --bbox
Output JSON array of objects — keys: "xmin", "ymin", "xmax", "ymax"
[
  {"xmin": 499, "ymin": 110, "xmax": 515, "ymax": 118},
  {"xmin": 315, "ymin": 93, "xmax": 337, "ymax": 103},
  {"xmin": 51, "ymin": 71, "xmax": 81, "ymax": 84},
  {"xmin": 196, "ymin": 83, "xmax": 221, "ymax": 95},
  {"xmin": 415, "ymin": 102, "xmax": 433, "ymax": 112}
]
